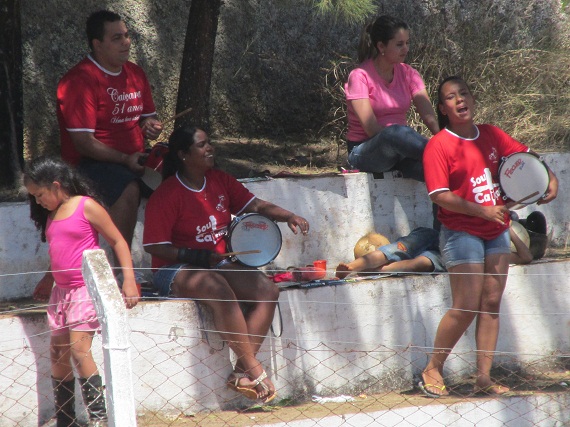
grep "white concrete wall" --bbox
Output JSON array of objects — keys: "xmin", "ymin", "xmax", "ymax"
[
  {"xmin": 2, "ymin": 153, "xmax": 568, "ymax": 302},
  {"xmin": 1, "ymin": 259, "xmax": 570, "ymax": 424}
]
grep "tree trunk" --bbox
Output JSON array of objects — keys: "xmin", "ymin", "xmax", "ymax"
[
  {"xmin": 0, "ymin": 0, "xmax": 24, "ymax": 187},
  {"xmin": 175, "ymin": 0, "xmax": 222, "ymax": 132}
]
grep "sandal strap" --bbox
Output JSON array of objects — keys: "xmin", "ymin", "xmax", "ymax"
[
  {"xmin": 252, "ymin": 370, "xmax": 268, "ymax": 389},
  {"xmin": 228, "ymin": 372, "xmax": 248, "ymax": 387}
]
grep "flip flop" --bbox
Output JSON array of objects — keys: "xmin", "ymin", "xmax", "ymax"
[
  {"xmin": 227, "ymin": 373, "xmax": 258, "ymax": 400},
  {"xmin": 251, "ymin": 370, "xmax": 277, "ymax": 404},
  {"xmin": 473, "ymin": 384, "xmax": 510, "ymax": 395},
  {"xmin": 418, "ymin": 381, "xmax": 447, "ymax": 398}
]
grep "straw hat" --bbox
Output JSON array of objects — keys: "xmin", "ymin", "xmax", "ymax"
[
  {"xmin": 353, "ymin": 232, "xmax": 390, "ymax": 259},
  {"xmin": 510, "ymin": 221, "xmax": 530, "ymax": 253}
]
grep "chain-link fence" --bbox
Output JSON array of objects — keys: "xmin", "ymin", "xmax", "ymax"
[{"xmin": 1, "ymin": 251, "xmax": 569, "ymax": 426}]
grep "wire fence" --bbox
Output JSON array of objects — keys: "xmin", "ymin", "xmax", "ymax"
[{"xmin": 1, "ymin": 252, "xmax": 570, "ymax": 426}]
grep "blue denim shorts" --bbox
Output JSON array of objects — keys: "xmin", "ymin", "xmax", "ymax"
[
  {"xmin": 440, "ymin": 226, "xmax": 510, "ymax": 269},
  {"xmin": 379, "ymin": 227, "xmax": 446, "ymax": 272},
  {"xmin": 153, "ymin": 264, "xmax": 185, "ymax": 296},
  {"xmin": 152, "ymin": 259, "xmax": 234, "ymax": 296}
]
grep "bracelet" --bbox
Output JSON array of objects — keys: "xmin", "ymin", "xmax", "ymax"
[{"xmin": 177, "ymin": 248, "xmax": 212, "ymax": 269}]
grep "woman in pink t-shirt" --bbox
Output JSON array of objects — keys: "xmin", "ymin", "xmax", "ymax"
[{"xmin": 344, "ymin": 15, "xmax": 439, "ymax": 181}]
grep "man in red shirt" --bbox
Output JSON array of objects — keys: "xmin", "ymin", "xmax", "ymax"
[{"xmin": 57, "ymin": 10, "xmax": 162, "ymax": 250}]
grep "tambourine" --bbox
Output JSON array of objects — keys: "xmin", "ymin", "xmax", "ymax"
[
  {"xmin": 498, "ymin": 152, "xmax": 549, "ymax": 205},
  {"xmin": 145, "ymin": 142, "xmax": 169, "ymax": 172},
  {"xmin": 226, "ymin": 213, "xmax": 282, "ymax": 267},
  {"xmin": 141, "ymin": 142, "xmax": 169, "ymax": 191}
]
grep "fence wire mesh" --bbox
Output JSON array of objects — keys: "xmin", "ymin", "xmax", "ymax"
[{"xmin": 1, "ymin": 265, "xmax": 570, "ymax": 427}]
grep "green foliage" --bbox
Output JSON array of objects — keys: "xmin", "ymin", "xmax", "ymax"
[{"xmin": 313, "ymin": 0, "xmax": 376, "ymax": 23}]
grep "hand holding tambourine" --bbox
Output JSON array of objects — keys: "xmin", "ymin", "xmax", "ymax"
[{"xmin": 499, "ymin": 153, "xmax": 557, "ymax": 208}]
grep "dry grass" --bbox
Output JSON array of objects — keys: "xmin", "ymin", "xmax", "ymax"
[{"xmin": 320, "ymin": 6, "xmax": 570, "ymax": 153}]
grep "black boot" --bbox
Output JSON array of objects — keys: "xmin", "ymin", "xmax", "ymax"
[
  {"xmin": 79, "ymin": 375, "xmax": 108, "ymax": 425},
  {"xmin": 52, "ymin": 377, "xmax": 79, "ymax": 427}
]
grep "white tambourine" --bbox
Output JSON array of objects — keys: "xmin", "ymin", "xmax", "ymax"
[
  {"xmin": 226, "ymin": 213, "xmax": 282, "ymax": 267},
  {"xmin": 498, "ymin": 152, "xmax": 549, "ymax": 205}
]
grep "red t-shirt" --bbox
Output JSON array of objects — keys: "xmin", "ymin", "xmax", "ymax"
[
  {"xmin": 143, "ymin": 169, "xmax": 256, "ymax": 269},
  {"xmin": 424, "ymin": 124, "xmax": 528, "ymax": 239},
  {"xmin": 57, "ymin": 56, "xmax": 157, "ymax": 165}
]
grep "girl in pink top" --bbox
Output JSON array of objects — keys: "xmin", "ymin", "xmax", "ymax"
[
  {"xmin": 24, "ymin": 157, "xmax": 139, "ymax": 426},
  {"xmin": 344, "ymin": 15, "xmax": 439, "ymax": 181}
]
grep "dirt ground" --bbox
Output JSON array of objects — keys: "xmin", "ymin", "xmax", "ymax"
[
  {"xmin": 1, "ymin": 136, "xmax": 344, "ymax": 202},
  {"xmin": 136, "ymin": 369, "xmax": 570, "ymax": 426},
  {"xmin": 212, "ymin": 135, "xmax": 345, "ymax": 179}
]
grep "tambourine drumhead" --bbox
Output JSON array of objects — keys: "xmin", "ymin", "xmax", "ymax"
[
  {"xmin": 498, "ymin": 152, "xmax": 549, "ymax": 205},
  {"xmin": 141, "ymin": 167, "xmax": 162, "ymax": 191},
  {"xmin": 227, "ymin": 214, "xmax": 282, "ymax": 267},
  {"xmin": 141, "ymin": 143, "xmax": 169, "ymax": 191}
]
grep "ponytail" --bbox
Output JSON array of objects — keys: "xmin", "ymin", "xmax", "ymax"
[
  {"xmin": 357, "ymin": 15, "xmax": 409, "ymax": 63},
  {"xmin": 357, "ymin": 21, "xmax": 376, "ymax": 63}
]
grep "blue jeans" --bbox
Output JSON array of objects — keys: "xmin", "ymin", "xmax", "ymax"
[
  {"xmin": 379, "ymin": 227, "xmax": 445, "ymax": 272},
  {"xmin": 440, "ymin": 226, "xmax": 510, "ymax": 269},
  {"xmin": 348, "ymin": 125, "xmax": 428, "ymax": 181}
]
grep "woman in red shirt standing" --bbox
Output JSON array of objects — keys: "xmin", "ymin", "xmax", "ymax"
[{"xmin": 420, "ymin": 76, "xmax": 558, "ymax": 397}]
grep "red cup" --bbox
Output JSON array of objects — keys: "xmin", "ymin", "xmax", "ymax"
[{"xmin": 313, "ymin": 260, "xmax": 327, "ymax": 271}]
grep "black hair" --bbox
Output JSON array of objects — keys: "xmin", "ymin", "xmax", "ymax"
[
  {"xmin": 24, "ymin": 157, "xmax": 102, "ymax": 242},
  {"xmin": 162, "ymin": 126, "xmax": 200, "ymax": 180},
  {"xmin": 435, "ymin": 76, "xmax": 472, "ymax": 130},
  {"xmin": 86, "ymin": 10, "xmax": 122, "ymax": 51},
  {"xmin": 357, "ymin": 15, "xmax": 409, "ymax": 63}
]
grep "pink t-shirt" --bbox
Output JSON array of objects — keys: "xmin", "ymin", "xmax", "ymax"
[
  {"xmin": 46, "ymin": 197, "xmax": 100, "ymax": 288},
  {"xmin": 424, "ymin": 124, "xmax": 528, "ymax": 240},
  {"xmin": 345, "ymin": 60, "xmax": 425, "ymax": 142},
  {"xmin": 143, "ymin": 169, "xmax": 256, "ymax": 269},
  {"xmin": 57, "ymin": 56, "xmax": 157, "ymax": 165}
]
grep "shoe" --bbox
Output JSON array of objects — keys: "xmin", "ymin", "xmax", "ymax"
[
  {"xmin": 227, "ymin": 371, "xmax": 277, "ymax": 403},
  {"xmin": 418, "ymin": 381, "xmax": 446, "ymax": 398},
  {"xmin": 252, "ymin": 371, "xmax": 276, "ymax": 404},
  {"xmin": 227, "ymin": 372, "xmax": 258, "ymax": 400},
  {"xmin": 473, "ymin": 384, "xmax": 510, "ymax": 395}
]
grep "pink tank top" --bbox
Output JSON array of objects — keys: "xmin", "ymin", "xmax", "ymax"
[{"xmin": 46, "ymin": 196, "xmax": 100, "ymax": 288}]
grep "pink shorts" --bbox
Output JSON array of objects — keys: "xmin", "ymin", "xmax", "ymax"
[{"xmin": 47, "ymin": 285, "xmax": 100, "ymax": 336}]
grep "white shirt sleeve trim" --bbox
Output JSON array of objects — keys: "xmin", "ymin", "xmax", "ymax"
[
  {"xmin": 235, "ymin": 196, "xmax": 256, "ymax": 216},
  {"xmin": 428, "ymin": 188, "xmax": 449, "ymax": 196},
  {"xmin": 142, "ymin": 241, "xmax": 172, "ymax": 247},
  {"xmin": 66, "ymin": 128, "xmax": 95, "ymax": 133}
]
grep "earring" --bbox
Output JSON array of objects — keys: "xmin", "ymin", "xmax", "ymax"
[{"xmin": 182, "ymin": 158, "xmax": 186, "ymax": 160}]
